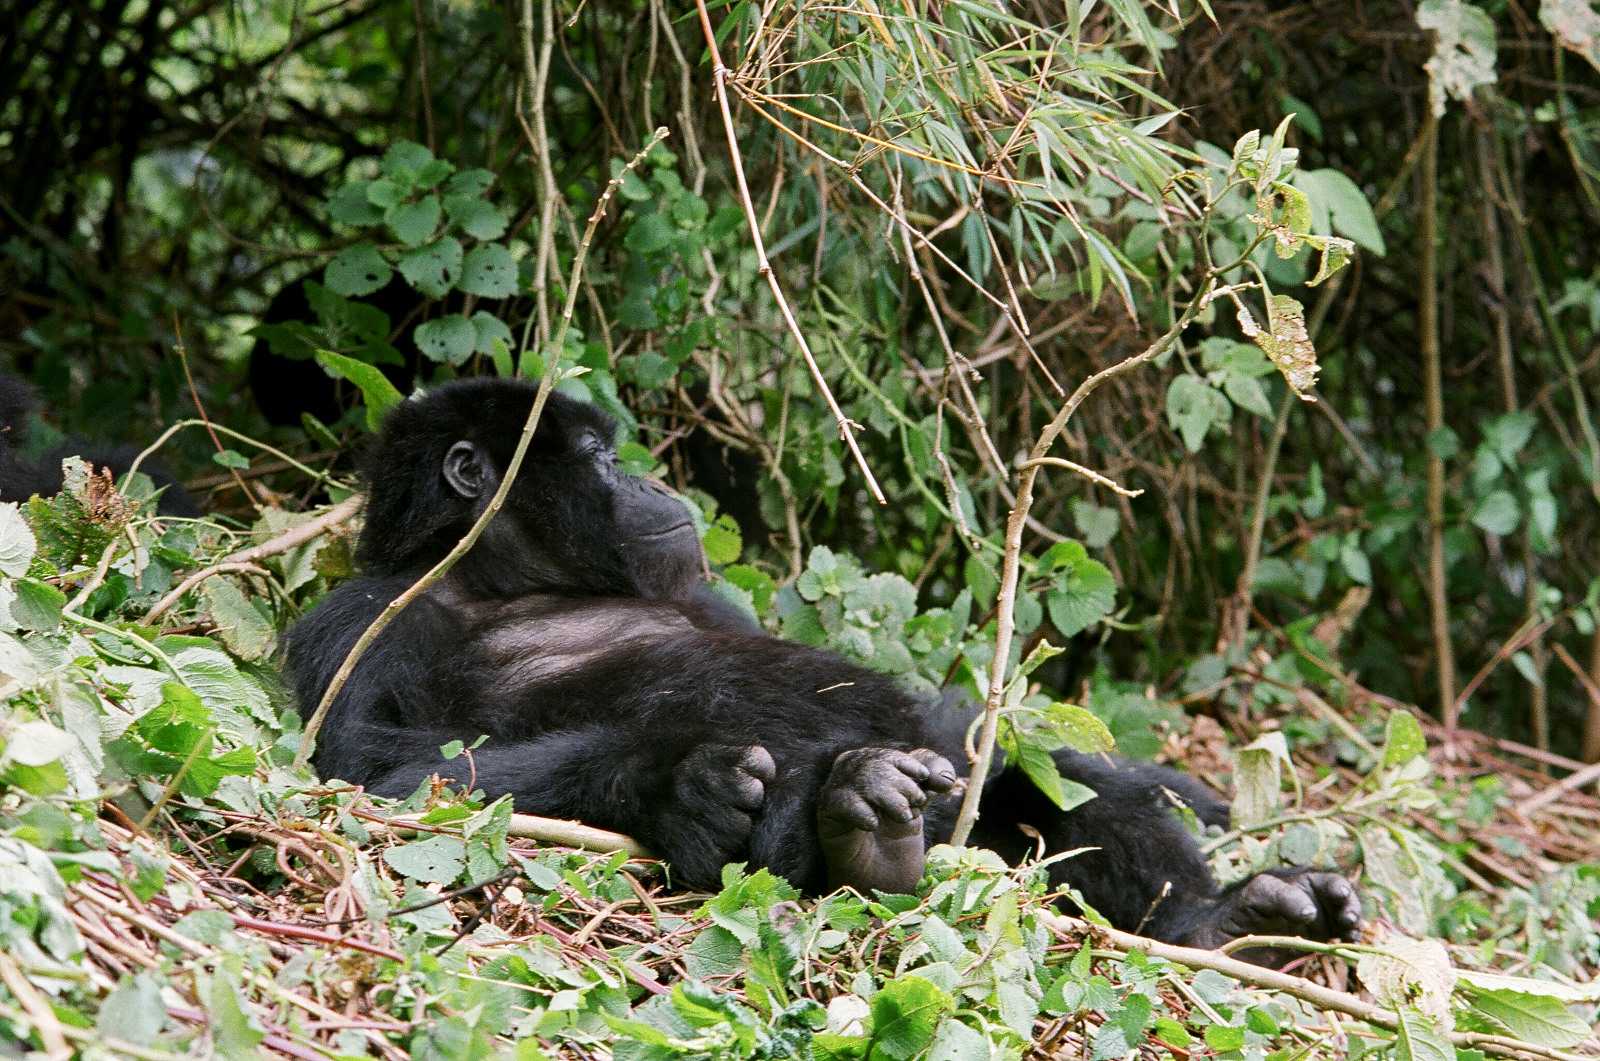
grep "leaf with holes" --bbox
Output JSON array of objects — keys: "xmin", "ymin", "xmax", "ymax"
[
  {"xmin": 1166, "ymin": 374, "xmax": 1230, "ymax": 452},
  {"xmin": 1256, "ymin": 294, "xmax": 1319, "ymax": 397},
  {"xmin": 415, "ymin": 316, "xmax": 477, "ymax": 366},
  {"xmin": 325, "ymin": 243, "xmax": 393, "ymax": 297},
  {"xmin": 458, "ymin": 244, "xmax": 520, "ymax": 298},
  {"xmin": 398, "ymin": 238, "xmax": 463, "ymax": 299},
  {"xmin": 383, "ymin": 835, "xmax": 466, "ymax": 885},
  {"xmin": 470, "ymin": 311, "xmax": 513, "ymax": 356}
]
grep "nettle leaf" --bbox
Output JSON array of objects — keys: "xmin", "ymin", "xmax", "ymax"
[
  {"xmin": 869, "ymin": 976, "xmax": 952, "ymax": 1061},
  {"xmin": 1470, "ymin": 991, "xmax": 1589, "ymax": 1048},
  {"xmin": 201, "ymin": 577, "xmax": 274, "ymax": 662},
  {"xmin": 383, "ymin": 835, "xmax": 466, "ymax": 884},
  {"xmin": 703, "ymin": 514, "xmax": 742, "ymax": 566},
  {"xmin": 415, "ymin": 316, "xmax": 478, "ymax": 366},
  {"xmin": 459, "ymin": 244, "xmax": 520, "ymax": 298},
  {"xmin": 445, "ymin": 195, "xmax": 509, "ymax": 240},
  {"xmin": 381, "ymin": 140, "xmax": 436, "ymax": 180},
  {"xmin": 448, "ymin": 168, "xmax": 497, "ymax": 196},
  {"xmin": 325, "ymin": 243, "xmax": 394, "ymax": 297},
  {"xmin": 1358, "ymin": 937, "xmax": 1457, "ymax": 1025},
  {"xmin": 1070, "ymin": 499, "xmax": 1120, "ymax": 548},
  {"xmin": 1417, "ymin": 0, "xmax": 1498, "ymax": 115},
  {"xmin": 1041, "ymin": 541, "xmax": 1117, "ymax": 638},
  {"xmin": 1165, "ymin": 374, "xmax": 1230, "ymax": 452},
  {"xmin": 11, "ymin": 579, "xmax": 65, "ymax": 631},
  {"xmin": 0, "ymin": 503, "xmax": 39, "ymax": 576},
  {"xmin": 1255, "ymin": 294, "xmax": 1319, "ymax": 397},
  {"xmin": 398, "ymin": 237, "xmax": 463, "ymax": 298},
  {"xmin": 386, "ymin": 195, "xmax": 441, "ymax": 246},
  {"xmin": 1231, "ymin": 732, "xmax": 1290, "ymax": 829}
]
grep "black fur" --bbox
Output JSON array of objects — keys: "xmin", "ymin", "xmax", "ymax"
[
  {"xmin": 287, "ymin": 377, "xmax": 1361, "ymax": 951},
  {"xmin": 0, "ymin": 374, "xmax": 200, "ymax": 517}
]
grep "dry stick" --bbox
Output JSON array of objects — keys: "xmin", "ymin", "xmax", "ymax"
[
  {"xmin": 949, "ymin": 305, "xmax": 1205, "ymax": 847},
  {"xmin": 1418, "ymin": 111, "xmax": 1458, "ymax": 728},
  {"xmin": 1588, "ymin": 625, "xmax": 1600, "ymax": 764},
  {"xmin": 294, "ymin": 135, "xmax": 667, "ymax": 769},
  {"xmin": 0, "ymin": 954, "xmax": 71, "ymax": 1061},
  {"xmin": 1040, "ymin": 914, "xmax": 1589, "ymax": 1061},
  {"xmin": 220, "ymin": 494, "xmax": 364, "ymax": 564},
  {"xmin": 120, "ymin": 419, "xmax": 345, "ymax": 495},
  {"xmin": 691, "ymin": 0, "xmax": 885, "ymax": 505},
  {"xmin": 145, "ymin": 562, "xmax": 271, "ymax": 624}
]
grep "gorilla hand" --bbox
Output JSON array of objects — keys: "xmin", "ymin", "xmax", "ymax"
[
  {"xmin": 657, "ymin": 744, "xmax": 775, "ymax": 889},
  {"xmin": 1186, "ymin": 870, "xmax": 1362, "ymax": 964},
  {"xmin": 818, "ymin": 748, "xmax": 957, "ymax": 895}
]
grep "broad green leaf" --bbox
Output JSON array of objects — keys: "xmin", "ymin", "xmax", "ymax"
[
  {"xmin": 459, "ymin": 243, "xmax": 520, "ymax": 298},
  {"xmin": 1394, "ymin": 1008, "xmax": 1453, "ymax": 1061},
  {"xmin": 1045, "ymin": 701, "xmax": 1116, "ymax": 754},
  {"xmin": 1223, "ymin": 373, "xmax": 1275, "ymax": 418},
  {"xmin": 325, "ymin": 243, "xmax": 393, "ymax": 297},
  {"xmin": 703, "ymin": 514, "xmax": 742, "ymax": 566},
  {"xmin": 1383, "ymin": 709, "xmax": 1428, "ymax": 766},
  {"xmin": 398, "ymin": 237, "xmax": 463, "ymax": 298},
  {"xmin": 869, "ymin": 976, "xmax": 952, "ymax": 1061},
  {"xmin": 383, "ymin": 835, "xmax": 466, "ymax": 885},
  {"xmin": 97, "ymin": 974, "xmax": 166, "ymax": 1046},
  {"xmin": 1071, "ymin": 499, "xmax": 1120, "ymax": 548},
  {"xmin": 1045, "ymin": 554, "xmax": 1117, "ymax": 639},
  {"xmin": 445, "ymin": 195, "xmax": 509, "ymax": 240},
  {"xmin": 1295, "ymin": 168, "xmax": 1386, "ymax": 254},
  {"xmin": 1165, "ymin": 374, "xmax": 1229, "ymax": 452},
  {"xmin": 201, "ymin": 577, "xmax": 274, "ymax": 661},
  {"xmin": 1471, "ymin": 490, "xmax": 1520, "ymax": 536},
  {"xmin": 10, "ymin": 579, "xmax": 64, "ymax": 631},
  {"xmin": 206, "ymin": 973, "xmax": 266, "ymax": 1061},
  {"xmin": 470, "ymin": 311, "xmax": 514, "ymax": 356},
  {"xmin": 1231, "ymin": 733, "xmax": 1290, "ymax": 829},
  {"xmin": 415, "ymin": 316, "xmax": 478, "ymax": 366},
  {"xmin": 316, "ymin": 351, "xmax": 403, "ymax": 431},
  {"xmin": 381, "ymin": 140, "xmax": 435, "ymax": 179},
  {"xmin": 1358, "ymin": 937, "xmax": 1457, "ymax": 1024},
  {"xmin": 386, "ymin": 195, "xmax": 441, "ymax": 246},
  {"xmin": 1469, "ymin": 991, "xmax": 1589, "ymax": 1048},
  {"xmin": 0, "ymin": 503, "xmax": 36, "ymax": 576},
  {"xmin": 328, "ymin": 182, "xmax": 385, "ymax": 226}
]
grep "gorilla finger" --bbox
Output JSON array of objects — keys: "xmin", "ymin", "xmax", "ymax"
[
  {"xmin": 1313, "ymin": 875, "xmax": 1362, "ymax": 934},
  {"xmin": 1243, "ymin": 875, "xmax": 1317, "ymax": 924},
  {"xmin": 862, "ymin": 778, "xmax": 920, "ymax": 823},
  {"xmin": 822, "ymin": 788, "xmax": 881, "ymax": 832},
  {"xmin": 908, "ymin": 749, "xmax": 958, "ymax": 792},
  {"xmin": 739, "ymin": 745, "xmax": 776, "ymax": 782}
]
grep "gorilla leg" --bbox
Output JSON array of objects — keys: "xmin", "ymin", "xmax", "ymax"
[
  {"xmin": 817, "ymin": 748, "xmax": 957, "ymax": 894},
  {"xmin": 963, "ymin": 751, "xmax": 1360, "ymax": 953}
]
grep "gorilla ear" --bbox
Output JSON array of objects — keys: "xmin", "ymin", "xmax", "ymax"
[{"xmin": 443, "ymin": 441, "xmax": 496, "ymax": 500}]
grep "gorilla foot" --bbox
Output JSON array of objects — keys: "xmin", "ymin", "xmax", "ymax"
[
  {"xmin": 818, "ymin": 747, "xmax": 957, "ymax": 895},
  {"xmin": 1185, "ymin": 870, "xmax": 1362, "ymax": 964},
  {"xmin": 662, "ymin": 744, "xmax": 775, "ymax": 887}
]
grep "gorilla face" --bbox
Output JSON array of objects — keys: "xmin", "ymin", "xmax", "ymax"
[{"xmin": 371, "ymin": 377, "xmax": 704, "ymax": 601}]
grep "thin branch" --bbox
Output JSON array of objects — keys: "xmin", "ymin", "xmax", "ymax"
[
  {"xmin": 691, "ymin": 0, "xmax": 885, "ymax": 504},
  {"xmin": 145, "ymin": 562, "xmax": 271, "ymax": 624}
]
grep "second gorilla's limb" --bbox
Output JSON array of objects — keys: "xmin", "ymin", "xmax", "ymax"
[{"xmin": 818, "ymin": 748, "xmax": 957, "ymax": 894}]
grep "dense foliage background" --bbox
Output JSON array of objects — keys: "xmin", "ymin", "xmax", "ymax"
[{"xmin": 4, "ymin": 1, "xmax": 1600, "ymax": 1059}]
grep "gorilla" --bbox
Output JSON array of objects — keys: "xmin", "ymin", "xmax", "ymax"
[
  {"xmin": 0, "ymin": 373, "xmax": 200, "ymax": 517},
  {"xmin": 287, "ymin": 376, "xmax": 1361, "ymax": 951}
]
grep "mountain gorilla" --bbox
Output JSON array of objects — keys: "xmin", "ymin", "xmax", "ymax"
[{"xmin": 287, "ymin": 377, "xmax": 1362, "ymax": 950}]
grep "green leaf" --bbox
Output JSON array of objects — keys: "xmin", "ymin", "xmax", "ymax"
[
  {"xmin": 1223, "ymin": 373, "xmax": 1275, "ymax": 418},
  {"xmin": 625, "ymin": 213, "xmax": 677, "ymax": 255},
  {"xmin": 1472, "ymin": 490, "xmax": 1521, "ymax": 536},
  {"xmin": 1166, "ymin": 374, "xmax": 1230, "ymax": 452},
  {"xmin": 0, "ymin": 502, "xmax": 38, "ymax": 576},
  {"xmin": 201, "ymin": 577, "xmax": 274, "ymax": 661},
  {"xmin": 1070, "ymin": 499, "xmax": 1120, "ymax": 548},
  {"xmin": 703, "ymin": 514, "xmax": 742, "ymax": 566},
  {"xmin": 1045, "ymin": 701, "xmax": 1116, "ymax": 754},
  {"xmin": 206, "ymin": 973, "xmax": 266, "ymax": 1061},
  {"xmin": 868, "ymin": 976, "xmax": 952, "ymax": 1061},
  {"xmin": 445, "ymin": 195, "xmax": 509, "ymax": 240},
  {"xmin": 1045, "ymin": 553, "xmax": 1117, "ymax": 639},
  {"xmin": 1383, "ymin": 709, "xmax": 1427, "ymax": 766},
  {"xmin": 1426, "ymin": 425, "xmax": 1461, "ymax": 459},
  {"xmin": 448, "ymin": 168, "xmax": 497, "ymax": 196},
  {"xmin": 398, "ymin": 237, "xmax": 463, "ymax": 298},
  {"xmin": 1483, "ymin": 411, "xmax": 1535, "ymax": 461},
  {"xmin": 470, "ymin": 311, "xmax": 514, "ymax": 356},
  {"xmin": 1295, "ymin": 168, "xmax": 1386, "ymax": 255},
  {"xmin": 328, "ymin": 182, "xmax": 385, "ymax": 226},
  {"xmin": 381, "ymin": 140, "xmax": 435, "ymax": 179},
  {"xmin": 11, "ymin": 579, "xmax": 65, "ymax": 631},
  {"xmin": 386, "ymin": 195, "xmax": 441, "ymax": 246},
  {"xmin": 325, "ymin": 243, "xmax": 394, "ymax": 297},
  {"xmin": 1231, "ymin": 733, "xmax": 1289, "ymax": 828},
  {"xmin": 1394, "ymin": 1008, "xmax": 1453, "ymax": 1061},
  {"xmin": 415, "ymin": 316, "xmax": 478, "ymax": 366},
  {"xmin": 212, "ymin": 448, "xmax": 250, "ymax": 469},
  {"xmin": 1469, "ymin": 992, "xmax": 1588, "ymax": 1048},
  {"xmin": 316, "ymin": 351, "xmax": 404, "ymax": 432},
  {"xmin": 97, "ymin": 974, "xmax": 166, "ymax": 1046},
  {"xmin": 459, "ymin": 243, "xmax": 520, "ymax": 298},
  {"xmin": 383, "ymin": 835, "xmax": 466, "ymax": 884}
]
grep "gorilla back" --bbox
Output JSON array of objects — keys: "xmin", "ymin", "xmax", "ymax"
[{"xmin": 287, "ymin": 377, "xmax": 1360, "ymax": 952}]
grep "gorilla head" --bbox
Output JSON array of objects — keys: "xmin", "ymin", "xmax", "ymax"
[{"xmin": 356, "ymin": 378, "xmax": 703, "ymax": 600}]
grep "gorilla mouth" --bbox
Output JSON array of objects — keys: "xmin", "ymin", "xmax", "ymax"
[{"xmin": 629, "ymin": 521, "xmax": 694, "ymax": 543}]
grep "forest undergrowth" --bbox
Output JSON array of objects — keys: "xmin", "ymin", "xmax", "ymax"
[{"xmin": 1, "ymin": 463, "xmax": 1597, "ymax": 1061}]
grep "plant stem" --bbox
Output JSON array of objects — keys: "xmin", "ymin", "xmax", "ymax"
[
  {"xmin": 294, "ymin": 136, "xmax": 666, "ymax": 768},
  {"xmin": 949, "ymin": 302, "xmax": 1205, "ymax": 847},
  {"xmin": 1419, "ymin": 111, "xmax": 1458, "ymax": 727},
  {"xmin": 691, "ymin": 0, "xmax": 886, "ymax": 504}
]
